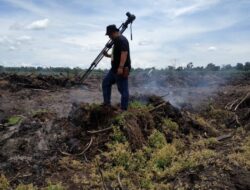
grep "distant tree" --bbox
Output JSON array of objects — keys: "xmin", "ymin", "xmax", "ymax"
[
  {"xmin": 73, "ymin": 67, "xmax": 81, "ymax": 76},
  {"xmin": 37, "ymin": 67, "xmax": 44, "ymax": 72},
  {"xmin": 168, "ymin": 66, "xmax": 175, "ymax": 71},
  {"xmin": 186, "ymin": 62, "xmax": 193, "ymax": 69},
  {"xmin": 193, "ymin": 66, "xmax": 204, "ymax": 71},
  {"xmin": 236, "ymin": 63, "xmax": 244, "ymax": 70},
  {"xmin": 222, "ymin": 64, "xmax": 232, "ymax": 70},
  {"xmin": 133, "ymin": 68, "xmax": 143, "ymax": 72},
  {"xmin": 176, "ymin": 66, "xmax": 183, "ymax": 71},
  {"xmin": 206, "ymin": 63, "xmax": 220, "ymax": 71},
  {"xmin": 0, "ymin": 65, "xmax": 4, "ymax": 73},
  {"xmin": 244, "ymin": 62, "xmax": 250, "ymax": 71}
]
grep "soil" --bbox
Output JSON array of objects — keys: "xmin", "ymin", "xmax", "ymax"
[{"xmin": 0, "ymin": 72, "xmax": 249, "ymax": 189}]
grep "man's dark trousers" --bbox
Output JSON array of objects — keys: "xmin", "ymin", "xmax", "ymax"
[{"xmin": 102, "ymin": 70, "xmax": 129, "ymax": 110}]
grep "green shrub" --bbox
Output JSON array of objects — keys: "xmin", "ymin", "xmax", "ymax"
[
  {"xmin": 140, "ymin": 175, "xmax": 153, "ymax": 189},
  {"xmin": 129, "ymin": 101, "xmax": 149, "ymax": 110},
  {"xmin": 151, "ymin": 144, "xmax": 177, "ymax": 170},
  {"xmin": 7, "ymin": 115, "xmax": 23, "ymax": 126},
  {"xmin": 16, "ymin": 184, "xmax": 37, "ymax": 190},
  {"xmin": 0, "ymin": 174, "xmax": 9, "ymax": 190},
  {"xmin": 113, "ymin": 114, "xmax": 126, "ymax": 125},
  {"xmin": 111, "ymin": 125, "xmax": 126, "ymax": 143},
  {"xmin": 194, "ymin": 137, "xmax": 219, "ymax": 148},
  {"xmin": 163, "ymin": 118, "xmax": 179, "ymax": 131},
  {"xmin": 228, "ymin": 136, "xmax": 250, "ymax": 168},
  {"xmin": 45, "ymin": 182, "xmax": 65, "ymax": 190},
  {"xmin": 104, "ymin": 142, "xmax": 131, "ymax": 169},
  {"xmin": 165, "ymin": 149, "xmax": 216, "ymax": 177},
  {"xmin": 148, "ymin": 130, "xmax": 166, "ymax": 149}
]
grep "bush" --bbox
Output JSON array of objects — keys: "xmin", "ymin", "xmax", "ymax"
[
  {"xmin": 148, "ymin": 130, "xmax": 166, "ymax": 149},
  {"xmin": 0, "ymin": 174, "xmax": 9, "ymax": 190},
  {"xmin": 45, "ymin": 182, "xmax": 65, "ymax": 190},
  {"xmin": 163, "ymin": 118, "xmax": 179, "ymax": 131},
  {"xmin": 129, "ymin": 101, "xmax": 149, "ymax": 110},
  {"xmin": 16, "ymin": 184, "xmax": 37, "ymax": 190},
  {"xmin": 111, "ymin": 125, "xmax": 126, "ymax": 143},
  {"xmin": 104, "ymin": 142, "xmax": 132, "ymax": 169},
  {"xmin": 228, "ymin": 136, "xmax": 250, "ymax": 168},
  {"xmin": 151, "ymin": 144, "xmax": 177, "ymax": 170}
]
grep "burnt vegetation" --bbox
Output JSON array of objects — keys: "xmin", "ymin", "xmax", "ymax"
[{"xmin": 0, "ymin": 63, "xmax": 250, "ymax": 189}]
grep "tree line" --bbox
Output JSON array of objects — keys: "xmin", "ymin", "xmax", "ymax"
[{"xmin": 0, "ymin": 62, "xmax": 250, "ymax": 74}]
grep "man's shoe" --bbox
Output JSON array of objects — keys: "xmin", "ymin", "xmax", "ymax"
[{"xmin": 100, "ymin": 103, "xmax": 111, "ymax": 107}]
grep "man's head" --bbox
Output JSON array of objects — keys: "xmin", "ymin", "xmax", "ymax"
[{"xmin": 105, "ymin": 24, "xmax": 119, "ymax": 39}]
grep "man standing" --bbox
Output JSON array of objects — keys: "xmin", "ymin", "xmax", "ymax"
[{"xmin": 102, "ymin": 24, "xmax": 131, "ymax": 110}]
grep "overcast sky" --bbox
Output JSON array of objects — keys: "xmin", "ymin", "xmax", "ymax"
[{"xmin": 0, "ymin": 0, "xmax": 249, "ymax": 69}]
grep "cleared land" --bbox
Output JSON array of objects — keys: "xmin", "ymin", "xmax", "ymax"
[{"xmin": 0, "ymin": 70, "xmax": 250, "ymax": 189}]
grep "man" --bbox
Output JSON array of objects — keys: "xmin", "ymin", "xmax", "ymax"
[{"xmin": 102, "ymin": 24, "xmax": 131, "ymax": 110}]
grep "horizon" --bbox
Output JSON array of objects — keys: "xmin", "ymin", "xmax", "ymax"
[{"xmin": 1, "ymin": 62, "xmax": 249, "ymax": 70}]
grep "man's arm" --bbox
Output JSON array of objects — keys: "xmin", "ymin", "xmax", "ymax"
[
  {"xmin": 119, "ymin": 51, "xmax": 128, "ymax": 67},
  {"xmin": 117, "ymin": 51, "xmax": 128, "ymax": 75}
]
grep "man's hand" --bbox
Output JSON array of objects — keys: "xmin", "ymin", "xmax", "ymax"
[
  {"xmin": 117, "ymin": 67, "xmax": 123, "ymax": 75},
  {"xmin": 103, "ymin": 51, "xmax": 111, "ymax": 58}
]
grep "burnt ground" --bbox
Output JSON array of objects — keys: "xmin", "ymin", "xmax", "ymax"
[{"xmin": 0, "ymin": 71, "xmax": 250, "ymax": 189}]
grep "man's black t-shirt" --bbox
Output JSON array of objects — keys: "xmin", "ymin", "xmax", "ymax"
[{"xmin": 111, "ymin": 35, "xmax": 131, "ymax": 73}]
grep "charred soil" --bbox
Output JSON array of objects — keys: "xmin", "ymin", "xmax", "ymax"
[{"xmin": 0, "ymin": 72, "xmax": 249, "ymax": 189}]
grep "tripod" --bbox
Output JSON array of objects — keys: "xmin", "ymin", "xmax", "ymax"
[{"xmin": 79, "ymin": 12, "xmax": 136, "ymax": 83}]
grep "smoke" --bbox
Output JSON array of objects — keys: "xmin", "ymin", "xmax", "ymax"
[
  {"xmin": 66, "ymin": 69, "xmax": 228, "ymax": 110},
  {"xmin": 129, "ymin": 70, "xmax": 227, "ymax": 109}
]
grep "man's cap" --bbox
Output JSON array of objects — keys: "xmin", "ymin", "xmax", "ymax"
[{"xmin": 105, "ymin": 24, "xmax": 119, "ymax": 35}]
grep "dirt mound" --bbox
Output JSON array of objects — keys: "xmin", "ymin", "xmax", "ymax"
[
  {"xmin": 0, "ymin": 103, "xmax": 121, "ymax": 187},
  {"xmin": 68, "ymin": 103, "xmax": 118, "ymax": 130},
  {"xmin": 0, "ymin": 93, "xmax": 249, "ymax": 189},
  {"xmin": 0, "ymin": 114, "xmax": 83, "ymax": 186},
  {"xmin": 68, "ymin": 95, "xmax": 219, "ymax": 151}
]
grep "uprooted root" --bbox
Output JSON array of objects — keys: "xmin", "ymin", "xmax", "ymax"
[
  {"xmin": 225, "ymin": 92, "xmax": 250, "ymax": 128},
  {"xmin": 225, "ymin": 92, "xmax": 250, "ymax": 111}
]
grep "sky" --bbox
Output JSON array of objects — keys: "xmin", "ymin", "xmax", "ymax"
[{"xmin": 0, "ymin": 0, "xmax": 250, "ymax": 69}]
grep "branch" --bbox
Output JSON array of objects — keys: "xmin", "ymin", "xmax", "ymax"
[
  {"xmin": 234, "ymin": 92, "xmax": 250, "ymax": 111},
  {"xmin": 87, "ymin": 127, "xmax": 113, "ymax": 134},
  {"xmin": 59, "ymin": 137, "xmax": 93, "ymax": 156},
  {"xmin": 225, "ymin": 98, "xmax": 239, "ymax": 110},
  {"xmin": 235, "ymin": 114, "xmax": 241, "ymax": 126},
  {"xmin": 216, "ymin": 133, "xmax": 232, "ymax": 141},
  {"xmin": 117, "ymin": 173, "xmax": 124, "ymax": 190},
  {"xmin": 76, "ymin": 137, "xmax": 93, "ymax": 156},
  {"xmin": 148, "ymin": 102, "xmax": 167, "ymax": 112},
  {"xmin": 97, "ymin": 162, "xmax": 107, "ymax": 190}
]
